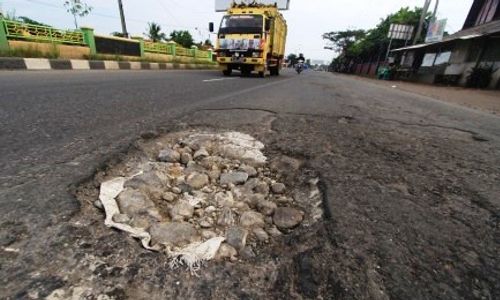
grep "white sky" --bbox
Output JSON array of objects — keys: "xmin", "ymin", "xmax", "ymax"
[{"xmin": 1, "ymin": 0, "xmax": 473, "ymax": 61}]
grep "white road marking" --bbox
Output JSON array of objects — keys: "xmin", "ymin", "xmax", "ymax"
[{"xmin": 203, "ymin": 78, "xmax": 238, "ymax": 82}]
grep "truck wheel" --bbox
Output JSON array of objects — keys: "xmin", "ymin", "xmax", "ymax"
[
  {"xmin": 258, "ymin": 71, "xmax": 265, "ymax": 78},
  {"xmin": 223, "ymin": 69, "xmax": 232, "ymax": 76},
  {"xmin": 270, "ymin": 67, "xmax": 280, "ymax": 76}
]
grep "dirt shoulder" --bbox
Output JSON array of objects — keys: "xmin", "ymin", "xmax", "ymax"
[{"xmin": 349, "ymin": 74, "xmax": 500, "ymax": 115}]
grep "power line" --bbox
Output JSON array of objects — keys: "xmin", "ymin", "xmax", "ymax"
[
  {"xmin": 12, "ymin": 0, "xmax": 203, "ymax": 32},
  {"xmin": 154, "ymin": 0, "xmax": 185, "ymax": 28}
]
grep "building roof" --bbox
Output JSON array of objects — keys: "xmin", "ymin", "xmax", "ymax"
[{"xmin": 392, "ymin": 19, "xmax": 500, "ymax": 52}]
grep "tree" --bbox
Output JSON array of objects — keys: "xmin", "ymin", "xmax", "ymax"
[
  {"xmin": 324, "ymin": 7, "xmax": 432, "ymax": 73},
  {"xmin": 17, "ymin": 16, "xmax": 51, "ymax": 27},
  {"xmin": 64, "ymin": 0, "xmax": 92, "ymax": 29},
  {"xmin": 146, "ymin": 22, "xmax": 166, "ymax": 42},
  {"xmin": 1, "ymin": 10, "xmax": 52, "ymax": 27},
  {"xmin": 203, "ymin": 39, "xmax": 213, "ymax": 49},
  {"xmin": 169, "ymin": 30, "xmax": 194, "ymax": 48},
  {"xmin": 287, "ymin": 53, "xmax": 298, "ymax": 66},
  {"xmin": 111, "ymin": 32, "xmax": 126, "ymax": 38},
  {"xmin": 322, "ymin": 30, "xmax": 366, "ymax": 53},
  {"xmin": 195, "ymin": 39, "xmax": 214, "ymax": 50}
]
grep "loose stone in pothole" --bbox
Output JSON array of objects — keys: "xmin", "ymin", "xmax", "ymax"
[{"xmin": 96, "ymin": 131, "xmax": 323, "ymax": 274}]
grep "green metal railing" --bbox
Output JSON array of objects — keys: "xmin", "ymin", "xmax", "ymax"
[
  {"xmin": 196, "ymin": 50, "xmax": 210, "ymax": 59},
  {"xmin": 175, "ymin": 46, "xmax": 190, "ymax": 57},
  {"xmin": 2, "ymin": 19, "xmax": 85, "ymax": 45},
  {"xmin": 0, "ymin": 18, "xmax": 213, "ymax": 62},
  {"xmin": 144, "ymin": 41, "xmax": 174, "ymax": 55},
  {"xmin": 143, "ymin": 41, "xmax": 211, "ymax": 60}
]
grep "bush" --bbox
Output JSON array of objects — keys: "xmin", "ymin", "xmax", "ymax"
[{"xmin": 466, "ymin": 64, "xmax": 496, "ymax": 89}]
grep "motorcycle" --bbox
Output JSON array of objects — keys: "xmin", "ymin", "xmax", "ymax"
[{"xmin": 295, "ymin": 62, "xmax": 304, "ymax": 74}]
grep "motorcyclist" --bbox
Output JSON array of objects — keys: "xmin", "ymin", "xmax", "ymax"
[
  {"xmin": 295, "ymin": 53, "xmax": 306, "ymax": 74},
  {"xmin": 297, "ymin": 53, "xmax": 306, "ymax": 64}
]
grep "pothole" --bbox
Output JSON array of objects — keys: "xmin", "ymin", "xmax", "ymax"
[{"xmin": 81, "ymin": 130, "xmax": 324, "ymax": 274}]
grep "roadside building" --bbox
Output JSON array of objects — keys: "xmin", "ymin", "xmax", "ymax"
[{"xmin": 392, "ymin": 0, "xmax": 500, "ymax": 89}]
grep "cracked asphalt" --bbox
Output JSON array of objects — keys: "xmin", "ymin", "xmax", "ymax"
[{"xmin": 0, "ymin": 69, "xmax": 499, "ymax": 299}]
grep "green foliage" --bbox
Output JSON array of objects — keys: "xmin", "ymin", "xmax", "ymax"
[
  {"xmin": 64, "ymin": 0, "xmax": 92, "ymax": 29},
  {"xmin": 16, "ymin": 16, "xmax": 52, "ymax": 27},
  {"xmin": 287, "ymin": 53, "xmax": 298, "ymax": 65},
  {"xmin": 3, "ymin": 9, "xmax": 18, "ymax": 21},
  {"xmin": 466, "ymin": 64, "xmax": 496, "ymax": 88},
  {"xmin": 203, "ymin": 39, "xmax": 213, "ymax": 49},
  {"xmin": 111, "ymin": 32, "xmax": 126, "ymax": 38},
  {"xmin": 1, "ymin": 9, "xmax": 52, "ymax": 27},
  {"xmin": 146, "ymin": 22, "xmax": 166, "ymax": 42},
  {"xmin": 325, "ymin": 6, "xmax": 432, "ymax": 71},
  {"xmin": 0, "ymin": 44, "xmax": 59, "ymax": 58},
  {"xmin": 194, "ymin": 39, "xmax": 214, "ymax": 50},
  {"xmin": 84, "ymin": 53, "xmax": 216, "ymax": 65},
  {"xmin": 169, "ymin": 30, "xmax": 194, "ymax": 48},
  {"xmin": 322, "ymin": 30, "xmax": 366, "ymax": 53}
]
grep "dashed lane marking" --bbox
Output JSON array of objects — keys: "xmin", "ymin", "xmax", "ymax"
[{"xmin": 203, "ymin": 78, "xmax": 238, "ymax": 82}]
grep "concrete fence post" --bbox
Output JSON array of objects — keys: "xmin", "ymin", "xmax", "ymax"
[
  {"xmin": 191, "ymin": 45, "xmax": 198, "ymax": 59},
  {"xmin": 208, "ymin": 49, "xmax": 213, "ymax": 62},
  {"xmin": 168, "ymin": 41, "xmax": 176, "ymax": 58},
  {"xmin": 132, "ymin": 36, "xmax": 144, "ymax": 57},
  {"xmin": 80, "ymin": 27, "xmax": 96, "ymax": 55},
  {"xmin": 0, "ymin": 18, "xmax": 9, "ymax": 51}
]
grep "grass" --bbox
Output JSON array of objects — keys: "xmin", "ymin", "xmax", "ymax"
[
  {"xmin": 83, "ymin": 53, "xmax": 216, "ymax": 65},
  {"xmin": 0, "ymin": 45, "xmax": 60, "ymax": 59},
  {"xmin": 0, "ymin": 45, "xmax": 216, "ymax": 65}
]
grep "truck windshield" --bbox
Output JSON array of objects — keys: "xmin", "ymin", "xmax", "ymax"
[{"xmin": 219, "ymin": 15, "xmax": 263, "ymax": 34}]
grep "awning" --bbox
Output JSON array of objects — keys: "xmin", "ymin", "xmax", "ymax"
[
  {"xmin": 391, "ymin": 43, "xmax": 437, "ymax": 52},
  {"xmin": 391, "ymin": 33, "xmax": 486, "ymax": 52},
  {"xmin": 458, "ymin": 34, "xmax": 483, "ymax": 40},
  {"xmin": 391, "ymin": 20, "xmax": 500, "ymax": 53}
]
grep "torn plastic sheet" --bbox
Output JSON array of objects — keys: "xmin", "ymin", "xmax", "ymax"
[
  {"xmin": 99, "ymin": 176, "xmax": 225, "ymax": 272},
  {"xmin": 168, "ymin": 237, "xmax": 225, "ymax": 276},
  {"xmin": 99, "ymin": 176, "xmax": 159, "ymax": 251}
]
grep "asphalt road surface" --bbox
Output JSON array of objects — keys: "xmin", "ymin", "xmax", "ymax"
[{"xmin": 1, "ymin": 69, "xmax": 499, "ymax": 299}]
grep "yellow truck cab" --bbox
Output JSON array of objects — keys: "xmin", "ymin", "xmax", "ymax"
[{"xmin": 210, "ymin": 3, "xmax": 287, "ymax": 77}]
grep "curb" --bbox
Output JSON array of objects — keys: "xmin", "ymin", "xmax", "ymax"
[{"xmin": 0, "ymin": 57, "xmax": 218, "ymax": 71}]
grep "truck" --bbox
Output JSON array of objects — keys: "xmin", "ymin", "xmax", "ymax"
[{"xmin": 210, "ymin": 2, "xmax": 288, "ymax": 77}]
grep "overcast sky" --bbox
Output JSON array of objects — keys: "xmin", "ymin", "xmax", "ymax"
[{"xmin": 1, "ymin": 0, "xmax": 473, "ymax": 62}]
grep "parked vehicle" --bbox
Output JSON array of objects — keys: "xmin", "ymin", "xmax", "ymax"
[{"xmin": 210, "ymin": 2, "xmax": 288, "ymax": 77}]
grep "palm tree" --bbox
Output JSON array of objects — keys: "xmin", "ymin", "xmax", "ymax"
[{"xmin": 146, "ymin": 22, "xmax": 166, "ymax": 42}]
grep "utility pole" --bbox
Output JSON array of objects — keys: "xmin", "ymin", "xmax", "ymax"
[
  {"xmin": 413, "ymin": 0, "xmax": 431, "ymax": 45},
  {"xmin": 117, "ymin": 0, "xmax": 129, "ymax": 38},
  {"xmin": 432, "ymin": 0, "xmax": 440, "ymax": 20}
]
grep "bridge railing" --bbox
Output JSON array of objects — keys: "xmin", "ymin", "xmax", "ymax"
[
  {"xmin": 144, "ymin": 41, "xmax": 175, "ymax": 55},
  {"xmin": 0, "ymin": 18, "xmax": 213, "ymax": 62},
  {"xmin": 1, "ymin": 19, "xmax": 85, "ymax": 45}
]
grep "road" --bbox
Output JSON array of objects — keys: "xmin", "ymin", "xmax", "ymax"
[{"xmin": 1, "ymin": 69, "xmax": 499, "ymax": 299}]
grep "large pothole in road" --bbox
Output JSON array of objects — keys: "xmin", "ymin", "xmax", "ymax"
[{"xmin": 87, "ymin": 131, "xmax": 323, "ymax": 274}]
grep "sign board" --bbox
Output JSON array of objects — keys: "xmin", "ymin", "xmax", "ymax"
[
  {"xmin": 215, "ymin": 0, "xmax": 290, "ymax": 12},
  {"xmin": 425, "ymin": 19, "xmax": 447, "ymax": 43},
  {"xmin": 219, "ymin": 38, "xmax": 261, "ymax": 50},
  {"xmin": 421, "ymin": 53, "xmax": 436, "ymax": 67},
  {"xmin": 388, "ymin": 24, "xmax": 414, "ymax": 40},
  {"xmin": 434, "ymin": 51, "xmax": 452, "ymax": 65}
]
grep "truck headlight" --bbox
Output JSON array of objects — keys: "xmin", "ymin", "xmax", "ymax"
[{"xmin": 252, "ymin": 52, "xmax": 261, "ymax": 58}]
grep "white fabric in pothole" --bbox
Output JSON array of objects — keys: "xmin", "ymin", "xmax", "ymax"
[{"xmin": 98, "ymin": 132, "xmax": 269, "ymax": 274}]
